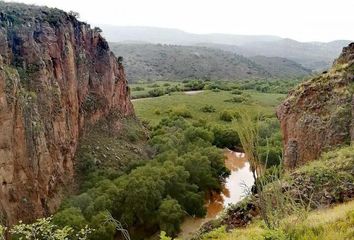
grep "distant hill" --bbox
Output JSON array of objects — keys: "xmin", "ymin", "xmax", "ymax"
[
  {"xmin": 101, "ymin": 26, "xmax": 351, "ymax": 71},
  {"xmin": 249, "ymin": 56, "xmax": 311, "ymax": 78},
  {"xmin": 110, "ymin": 43, "xmax": 311, "ymax": 82},
  {"xmin": 232, "ymin": 39, "xmax": 352, "ymax": 70},
  {"xmin": 101, "ymin": 25, "xmax": 281, "ymax": 45}
]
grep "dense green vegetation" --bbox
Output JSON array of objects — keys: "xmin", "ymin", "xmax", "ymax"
[
  {"xmin": 133, "ymin": 85, "xmax": 284, "ymax": 167},
  {"xmin": 50, "ymin": 85, "xmax": 284, "ymax": 239},
  {"xmin": 132, "ymin": 87, "xmax": 284, "ymax": 124},
  {"xmin": 53, "ymin": 115, "xmax": 230, "ymax": 239}
]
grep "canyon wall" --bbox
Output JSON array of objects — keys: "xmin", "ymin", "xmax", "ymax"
[
  {"xmin": 277, "ymin": 43, "xmax": 354, "ymax": 168},
  {"xmin": 0, "ymin": 2, "xmax": 133, "ymax": 224}
]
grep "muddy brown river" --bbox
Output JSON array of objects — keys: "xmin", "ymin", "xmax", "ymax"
[{"xmin": 179, "ymin": 149, "xmax": 254, "ymax": 239}]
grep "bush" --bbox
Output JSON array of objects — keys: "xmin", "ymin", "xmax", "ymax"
[
  {"xmin": 224, "ymin": 95, "xmax": 248, "ymax": 103},
  {"xmin": 154, "ymin": 108, "xmax": 161, "ymax": 115},
  {"xmin": 200, "ymin": 104, "xmax": 216, "ymax": 113},
  {"xmin": 219, "ymin": 110, "xmax": 234, "ymax": 122},
  {"xmin": 148, "ymin": 83, "xmax": 160, "ymax": 88},
  {"xmin": 183, "ymin": 80, "xmax": 205, "ymax": 91},
  {"xmin": 148, "ymin": 88, "xmax": 165, "ymax": 97},
  {"xmin": 258, "ymin": 146, "xmax": 282, "ymax": 167},
  {"xmin": 184, "ymin": 127, "xmax": 214, "ymax": 144},
  {"xmin": 9, "ymin": 217, "xmax": 93, "ymax": 240},
  {"xmin": 169, "ymin": 106, "xmax": 192, "ymax": 118},
  {"xmin": 206, "ymin": 82, "xmax": 231, "ymax": 91},
  {"xmin": 212, "ymin": 126, "xmax": 240, "ymax": 149},
  {"xmin": 231, "ymin": 89, "xmax": 243, "ymax": 95},
  {"xmin": 53, "ymin": 207, "xmax": 87, "ymax": 231},
  {"xmin": 158, "ymin": 198, "xmax": 185, "ymax": 237},
  {"xmin": 132, "ymin": 86, "xmax": 145, "ymax": 91}
]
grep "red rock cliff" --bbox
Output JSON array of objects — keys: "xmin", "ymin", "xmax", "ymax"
[
  {"xmin": 277, "ymin": 43, "xmax": 354, "ymax": 169},
  {"xmin": 0, "ymin": 2, "xmax": 134, "ymax": 224}
]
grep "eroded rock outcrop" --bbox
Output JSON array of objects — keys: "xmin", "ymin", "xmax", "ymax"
[
  {"xmin": 0, "ymin": 2, "xmax": 133, "ymax": 224},
  {"xmin": 277, "ymin": 43, "xmax": 354, "ymax": 168}
]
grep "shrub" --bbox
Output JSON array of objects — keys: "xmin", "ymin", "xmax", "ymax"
[
  {"xmin": 200, "ymin": 104, "xmax": 216, "ymax": 113},
  {"xmin": 183, "ymin": 80, "xmax": 205, "ymax": 91},
  {"xmin": 158, "ymin": 198, "xmax": 185, "ymax": 237},
  {"xmin": 224, "ymin": 95, "xmax": 248, "ymax": 103},
  {"xmin": 219, "ymin": 110, "xmax": 234, "ymax": 122},
  {"xmin": 212, "ymin": 126, "xmax": 240, "ymax": 149},
  {"xmin": 132, "ymin": 86, "xmax": 145, "ymax": 91},
  {"xmin": 9, "ymin": 217, "xmax": 93, "ymax": 240},
  {"xmin": 169, "ymin": 105, "xmax": 192, "ymax": 118},
  {"xmin": 184, "ymin": 127, "xmax": 214, "ymax": 144},
  {"xmin": 148, "ymin": 83, "xmax": 160, "ymax": 88},
  {"xmin": 231, "ymin": 89, "xmax": 243, "ymax": 95},
  {"xmin": 53, "ymin": 207, "xmax": 87, "ymax": 231},
  {"xmin": 148, "ymin": 88, "xmax": 165, "ymax": 97},
  {"xmin": 258, "ymin": 146, "xmax": 282, "ymax": 167},
  {"xmin": 154, "ymin": 108, "xmax": 161, "ymax": 115}
]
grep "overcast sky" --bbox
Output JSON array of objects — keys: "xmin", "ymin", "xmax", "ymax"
[{"xmin": 7, "ymin": 0, "xmax": 354, "ymax": 42}]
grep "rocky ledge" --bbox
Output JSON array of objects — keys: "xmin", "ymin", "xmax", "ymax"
[{"xmin": 277, "ymin": 42, "xmax": 354, "ymax": 168}]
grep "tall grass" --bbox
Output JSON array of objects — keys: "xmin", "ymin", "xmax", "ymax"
[{"xmin": 232, "ymin": 109, "xmax": 262, "ymax": 182}]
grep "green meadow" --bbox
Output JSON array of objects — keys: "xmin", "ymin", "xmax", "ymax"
[{"xmin": 132, "ymin": 89, "xmax": 285, "ymax": 126}]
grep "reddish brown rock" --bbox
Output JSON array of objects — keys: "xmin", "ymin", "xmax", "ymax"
[
  {"xmin": 277, "ymin": 42, "xmax": 354, "ymax": 169},
  {"xmin": 0, "ymin": 3, "xmax": 133, "ymax": 224}
]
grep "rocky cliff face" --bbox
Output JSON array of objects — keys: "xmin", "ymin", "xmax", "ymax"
[
  {"xmin": 277, "ymin": 43, "xmax": 354, "ymax": 168},
  {"xmin": 0, "ymin": 2, "xmax": 134, "ymax": 224}
]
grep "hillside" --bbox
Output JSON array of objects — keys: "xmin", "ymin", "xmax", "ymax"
[
  {"xmin": 101, "ymin": 26, "xmax": 351, "ymax": 71},
  {"xmin": 237, "ymin": 39, "xmax": 352, "ymax": 70},
  {"xmin": 249, "ymin": 56, "xmax": 311, "ymax": 78},
  {"xmin": 110, "ymin": 43, "xmax": 311, "ymax": 82}
]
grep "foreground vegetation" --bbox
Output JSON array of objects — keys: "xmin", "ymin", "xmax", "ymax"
[
  {"xmin": 194, "ymin": 144, "xmax": 354, "ymax": 240},
  {"xmin": 200, "ymin": 200, "xmax": 354, "ymax": 240}
]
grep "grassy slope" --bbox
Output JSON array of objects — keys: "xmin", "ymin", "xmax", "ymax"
[
  {"xmin": 202, "ymin": 201, "xmax": 354, "ymax": 240},
  {"xmin": 201, "ymin": 145, "xmax": 354, "ymax": 240},
  {"xmin": 74, "ymin": 115, "xmax": 149, "ymax": 189},
  {"xmin": 132, "ymin": 90, "xmax": 284, "ymax": 126}
]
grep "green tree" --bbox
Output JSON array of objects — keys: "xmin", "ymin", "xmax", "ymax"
[
  {"xmin": 53, "ymin": 207, "xmax": 87, "ymax": 231},
  {"xmin": 158, "ymin": 198, "xmax": 185, "ymax": 237},
  {"xmin": 89, "ymin": 212, "xmax": 116, "ymax": 240},
  {"xmin": 178, "ymin": 152, "xmax": 219, "ymax": 192}
]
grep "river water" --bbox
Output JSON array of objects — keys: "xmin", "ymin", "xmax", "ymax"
[{"xmin": 179, "ymin": 149, "xmax": 254, "ymax": 239}]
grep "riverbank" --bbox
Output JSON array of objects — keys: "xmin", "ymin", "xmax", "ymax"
[{"xmin": 178, "ymin": 149, "xmax": 254, "ymax": 239}]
